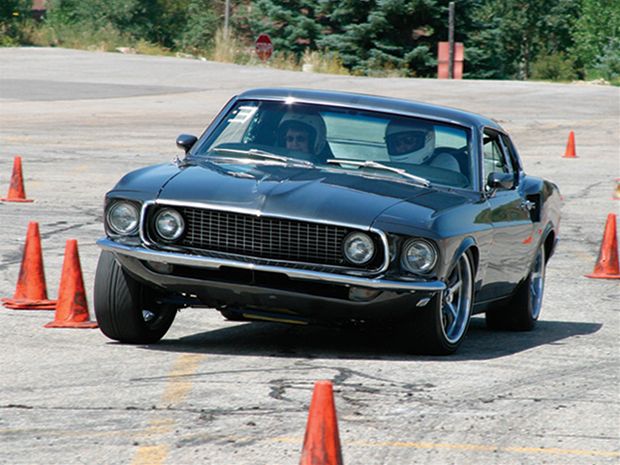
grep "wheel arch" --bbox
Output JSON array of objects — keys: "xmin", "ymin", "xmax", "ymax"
[
  {"xmin": 450, "ymin": 236, "xmax": 479, "ymax": 278},
  {"xmin": 542, "ymin": 229, "xmax": 556, "ymax": 264}
]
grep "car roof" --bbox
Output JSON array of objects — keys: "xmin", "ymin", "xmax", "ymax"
[{"xmin": 237, "ymin": 87, "xmax": 504, "ymax": 131}]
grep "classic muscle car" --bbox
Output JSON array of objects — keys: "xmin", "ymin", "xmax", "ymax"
[{"xmin": 94, "ymin": 88, "xmax": 561, "ymax": 354}]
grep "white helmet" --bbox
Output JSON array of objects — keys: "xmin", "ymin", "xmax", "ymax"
[
  {"xmin": 385, "ymin": 119, "xmax": 435, "ymax": 163},
  {"xmin": 278, "ymin": 111, "xmax": 327, "ymax": 155}
]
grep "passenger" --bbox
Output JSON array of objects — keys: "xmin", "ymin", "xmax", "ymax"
[
  {"xmin": 385, "ymin": 120, "xmax": 460, "ymax": 172},
  {"xmin": 277, "ymin": 112, "xmax": 327, "ymax": 160}
]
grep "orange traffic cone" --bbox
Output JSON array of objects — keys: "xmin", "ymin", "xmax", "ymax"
[
  {"xmin": 300, "ymin": 380, "xmax": 343, "ymax": 465},
  {"xmin": 562, "ymin": 131, "xmax": 577, "ymax": 158},
  {"xmin": 1, "ymin": 156, "xmax": 34, "ymax": 202},
  {"xmin": 45, "ymin": 240, "xmax": 98, "ymax": 328},
  {"xmin": 585, "ymin": 213, "xmax": 620, "ymax": 280},
  {"xmin": 2, "ymin": 222, "xmax": 56, "ymax": 310}
]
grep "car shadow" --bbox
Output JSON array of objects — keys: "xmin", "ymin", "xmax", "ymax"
[{"xmin": 137, "ymin": 316, "xmax": 602, "ymax": 361}]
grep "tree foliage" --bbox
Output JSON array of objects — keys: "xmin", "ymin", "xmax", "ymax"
[
  {"xmin": 2, "ymin": 0, "xmax": 619, "ymax": 82},
  {"xmin": 0, "ymin": 0, "xmax": 32, "ymax": 44},
  {"xmin": 316, "ymin": 0, "xmax": 444, "ymax": 76},
  {"xmin": 464, "ymin": 0, "xmax": 580, "ymax": 79},
  {"xmin": 572, "ymin": 0, "xmax": 620, "ymax": 76},
  {"xmin": 240, "ymin": 0, "xmax": 323, "ymax": 55},
  {"xmin": 44, "ymin": 0, "xmax": 220, "ymax": 49}
]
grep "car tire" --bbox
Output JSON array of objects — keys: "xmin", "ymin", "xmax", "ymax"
[
  {"xmin": 486, "ymin": 246, "xmax": 546, "ymax": 331},
  {"xmin": 405, "ymin": 251, "xmax": 475, "ymax": 355},
  {"xmin": 94, "ymin": 251, "xmax": 177, "ymax": 344}
]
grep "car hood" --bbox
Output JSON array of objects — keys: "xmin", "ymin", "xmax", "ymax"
[{"xmin": 157, "ymin": 162, "xmax": 436, "ymax": 227}]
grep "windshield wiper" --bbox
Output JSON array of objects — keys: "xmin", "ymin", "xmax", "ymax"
[
  {"xmin": 326, "ymin": 159, "xmax": 431, "ymax": 187},
  {"xmin": 210, "ymin": 147, "xmax": 315, "ymax": 168}
]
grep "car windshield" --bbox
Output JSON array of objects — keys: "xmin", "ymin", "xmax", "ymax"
[{"xmin": 193, "ymin": 100, "xmax": 474, "ymax": 189}]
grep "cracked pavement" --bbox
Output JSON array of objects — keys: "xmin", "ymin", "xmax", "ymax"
[{"xmin": 0, "ymin": 48, "xmax": 618, "ymax": 465}]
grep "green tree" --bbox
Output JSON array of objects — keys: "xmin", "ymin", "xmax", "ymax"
[
  {"xmin": 572, "ymin": 0, "xmax": 620, "ymax": 77},
  {"xmin": 1, "ymin": 0, "xmax": 37, "ymax": 45},
  {"xmin": 176, "ymin": 0, "xmax": 219, "ymax": 51},
  {"xmin": 317, "ymin": 0, "xmax": 444, "ymax": 76},
  {"xmin": 464, "ymin": 0, "xmax": 579, "ymax": 79},
  {"xmin": 44, "ymin": 0, "xmax": 220, "ymax": 50},
  {"xmin": 240, "ymin": 0, "xmax": 322, "ymax": 56}
]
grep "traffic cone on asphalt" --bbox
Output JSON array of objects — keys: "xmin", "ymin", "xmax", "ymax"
[
  {"xmin": 562, "ymin": 131, "xmax": 577, "ymax": 158},
  {"xmin": 585, "ymin": 213, "xmax": 620, "ymax": 280},
  {"xmin": 2, "ymin": 222, "xmax": 56, "ymax": 310},
  {"xmin": 1, "ymin": 156, "xmax": 33, "ymax": 202},
  {"xmin": 299, "ymin": 380, "xmax": 343, "ymax": 465},
  {"xmin": 45, "ymin": 240, "xmax": 98, "ymax": 328}
]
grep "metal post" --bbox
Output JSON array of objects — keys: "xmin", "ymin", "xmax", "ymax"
[
  {"xmin": 448, "ymin": 1, "xmax": 455, "ymax": 79},
  {"xmin": 224, "ymin": 0, "xmax": 230, "ymax": 39}
]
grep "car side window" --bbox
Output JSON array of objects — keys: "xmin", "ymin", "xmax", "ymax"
[{"xmin": 483, "ymin": 130, "xmax": 512, "ymax": 177}]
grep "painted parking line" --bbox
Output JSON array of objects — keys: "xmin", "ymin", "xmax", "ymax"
[
  {"xmin": 131, "ymin": 445, "xmax": 168, "ymax": 465},
  {"xmin": 272, "ymin": 436, "xmax": 620, "ymax": 458},
  {"xmin": 130, "ymin": 354, "xmax": 205, "ymax": 465}
]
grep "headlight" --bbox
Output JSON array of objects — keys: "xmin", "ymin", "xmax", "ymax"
[
  {"xmin": 155, "ymin": 208, "xmax": 185, "ymax": 241},
  {"xmin": 343, "ymin": 232, "xmax": 375, "ymax": 265},
  {"xmin": 401, "ymin": 239, "xmax": 437, "ymax": 274},
  {"xmin": 107, "ymin": 201, "xmax": 140, "ymax": 235}
]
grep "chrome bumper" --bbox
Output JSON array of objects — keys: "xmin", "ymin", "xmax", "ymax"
[{"xmin": 97, "ymin": 238, "xmax": 446, "ymax": 292}]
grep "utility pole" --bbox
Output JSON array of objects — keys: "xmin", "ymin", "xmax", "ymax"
[
  {"xmin": 448, "ymin": 1, "xmax": 455, "ymax": 79},
  {"xmin": 224, "ymin": 0, "xmax": 230, "ymax": 38}
]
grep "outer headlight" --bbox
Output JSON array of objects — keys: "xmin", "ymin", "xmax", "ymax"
[
  {"xmin": 107, "ymin": 201, "xmax": 140, "ymax": 235},
  {"xmin": 155, "ymin": 208, "xmax": 185, "ymax": 241},
  {"xmin": 401, "ymin": 239, "xmax": 438, "ymax": 274},
  {"xmin": 343, "ymin": 232, "xmax": 375, "ymax": 265}
]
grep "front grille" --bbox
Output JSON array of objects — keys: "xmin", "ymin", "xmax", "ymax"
[{"xmin": 147, "ymin": 206, "xmax": 383, "ymax": 269}]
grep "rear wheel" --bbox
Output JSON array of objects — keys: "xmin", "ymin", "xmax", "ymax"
[
  {"xmin": 94, "ymin": 251, "xmax": 177, "ymax": 343},
  {"xmin": 405, "ymin": 251, "xmax": 474, "ymax": 355},
  {"xmin": 486, "ymin": 246, "xmax": 546, "ymax": 331}
]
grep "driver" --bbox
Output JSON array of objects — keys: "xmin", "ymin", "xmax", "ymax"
[
  {"xmin": 277, "ymin": 112, "xmax": 327, "ymax": 159},
  {"xmin": 385, "ymin": 119, "xmax": 460, "ymax": 172}
]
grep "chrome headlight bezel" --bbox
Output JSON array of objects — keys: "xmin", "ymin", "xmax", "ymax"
[
  {"xmin": 154, "ymin": 208, "xmax": 185, "ymax": 241},
  {"xmin": 106, "ymin": 200, "xmax": 140, "ymax": 236},
  {"xmin": 400, "ymin": 238, "xmax": 438, "ymax": 274},
  {"xmin": 343, "ymin": 232, "xmax": 376, "ymax": 265}
]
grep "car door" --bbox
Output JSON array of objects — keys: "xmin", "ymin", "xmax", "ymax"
[{"xmin": 478, "ymin": 129, "xmax": 536, "ymax": 301}]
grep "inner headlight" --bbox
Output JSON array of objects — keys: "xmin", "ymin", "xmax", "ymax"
[
  {"xmin": 155, "ymin": 208, "xmax": 185, "ymax": 241},
  {"xmin": 401, "ymin": 239, "xmax": 437, "ymax": 274},
  {"xmin": 107, "ymin": 201, "xmax": 139, "ymax": 236},
  {"xmin": 343, "ymin": 232, "xmax": 375, "ymax": 265}
]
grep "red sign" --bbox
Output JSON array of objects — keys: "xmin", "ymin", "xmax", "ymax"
[
  {"xmin": 255, "ymin": 34, "xmax": 273, "ymax": 61},
  {"xmin": 437, "ymin": 42, "xmax": 464, "ymax": 79}
]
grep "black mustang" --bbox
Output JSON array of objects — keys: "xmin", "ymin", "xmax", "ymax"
[{"xmin": 94, "ymin": 88, "xmax": 561, "ymax": 354}]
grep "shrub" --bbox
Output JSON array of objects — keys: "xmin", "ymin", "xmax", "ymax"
[
  {"xmin": 592, "ymin": 38, "xmax": 620, "ymax": 83},
  {"xmin": 530, "ymin": 52, "xmax": 577, "ymax": 81},
  {"xmin": 302, "ymin": 49, "xmax": 348, "ymax": 75}
]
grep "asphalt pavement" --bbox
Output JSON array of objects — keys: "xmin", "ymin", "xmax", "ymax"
[{"xmin": 0, "ymin": 47, "xmax": 618, "ymax": 465}]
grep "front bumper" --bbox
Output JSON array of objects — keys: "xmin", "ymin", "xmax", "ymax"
[{"xmin": 97, "ymin": 238, "xmax": 446, "ymax": 293}]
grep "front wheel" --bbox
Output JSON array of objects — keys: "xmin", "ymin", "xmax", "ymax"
[
  {"xmin": 404, "ymin": 251, "xmax": 475, "ymax": 355},
  {"xmin": 486, "ymin": 246, "xmax": 546, "ymax": 331},
  {"xmin": 94, "ymin": 251, "xmax": 177, "ymax": 344}
]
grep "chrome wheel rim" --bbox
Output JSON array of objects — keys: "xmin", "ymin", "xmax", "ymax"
[
  {"xmin": 441, "ymin": 254, "xmax": 473, "ymax": 344},
  {"xmin": 142, "ymin": 309, "xmax": 156, "ymax": 323},
  {"xmin": 529, "ymin": 248, "xmax": 545, "ymax": 320}
]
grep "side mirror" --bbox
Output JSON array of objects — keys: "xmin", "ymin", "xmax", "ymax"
[
  {"xmin": 486, "ymin": 172, "xmax": 515, "ymax": 191},
  {"xmin": 176, "ymin": 134, "xmax": 198, "ymax": 154}
]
